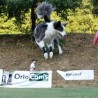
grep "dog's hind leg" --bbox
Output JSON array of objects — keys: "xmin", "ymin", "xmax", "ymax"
[{"xmin": 36, "ymin": 41, "xmax": 48, "ymax": 59}]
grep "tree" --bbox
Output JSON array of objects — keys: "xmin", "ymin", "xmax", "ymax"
[
  {"xmin": 49, "ymin": 0, "xmax": 82, "ymax": 19},
  {"xmin": 91, "ymin": 0, "xmax": 98, "ymax": 14},
  {"xmin": 0, "ymin": 0, "xmax": 7, "ymax": 13},
  {"xmin": 0, "ymin": 0, "xmax": 82, "ymax": 32}
]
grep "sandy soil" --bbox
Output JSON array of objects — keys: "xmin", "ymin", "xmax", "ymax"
[{"xmin": 0, "ymin": 33, "xmax": 98, "ymax": 87}]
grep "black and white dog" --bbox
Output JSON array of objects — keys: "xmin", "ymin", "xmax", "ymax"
[{"xmin": 33, "ymin": 2, "xmax": 67, "ymax": 59}]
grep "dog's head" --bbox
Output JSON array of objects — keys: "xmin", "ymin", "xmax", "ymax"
[{"xmin": 53, "ymin": 21, "xmax": 68, "ymax": 37}]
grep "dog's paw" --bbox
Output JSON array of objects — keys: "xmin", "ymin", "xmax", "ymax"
[
  {"xmin": 49, "ymin": 52, "xmax": 53, "ymax": 59},
  {"xmin": 44, "ymin": 53, "xmax": 48, "ymax": 59},
  {"xmin": 59, "ymin": 50, "xmax": 63, "ymax": 54}
]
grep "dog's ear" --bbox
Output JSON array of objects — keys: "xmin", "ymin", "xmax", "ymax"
[
  {"xmin": 54, "ymin": 21, "xmax": 61, "ymax": 28},
  {"xmin": 62, "ymin": 21, "xmax": 68, "ymax": 26},
  {"xmin": 57, "ymin": 21, "xmax": 61, "ymax": 25}
]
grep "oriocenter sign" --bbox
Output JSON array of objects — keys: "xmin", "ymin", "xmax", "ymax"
[{"xmin": 10, "ymin": 71, "xmax": 52, "ymax": 88}]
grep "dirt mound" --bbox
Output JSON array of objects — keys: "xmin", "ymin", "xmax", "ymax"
[{"xmin": 0, "ymin": 33, "xmax": 98, "ymax": 87}]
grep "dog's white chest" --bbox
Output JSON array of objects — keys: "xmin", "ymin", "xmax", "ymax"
[
  {"xmin": 44, "ymin": 30, "xmax": 57, "ymax": 44},
  {"xmin": 44, "ymin": 34, "xmax": 56, "ymax": 44},
  {"xmin": 43, "ymin": 22, "xmax": 57, "ymax": 44}
]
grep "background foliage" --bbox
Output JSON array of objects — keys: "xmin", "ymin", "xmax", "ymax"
[{"xmin": 0, "ymin": 0, "xmax": 98, "ymax": 34}]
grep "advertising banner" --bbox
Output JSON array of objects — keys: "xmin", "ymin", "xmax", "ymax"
[
  {"xmin": 57, "ymin": 70, "xmax": 94, "ymax": 80},
  {"xmin": 1, "ymin": 70, "xmax": 52, "ymax": 88}
]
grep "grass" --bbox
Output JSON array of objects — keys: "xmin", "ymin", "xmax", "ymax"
[{"xmin": 0, "ymin": 87, "xmax": 98, "ymax": 98}]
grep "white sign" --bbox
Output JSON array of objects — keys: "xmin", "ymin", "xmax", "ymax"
[
  {"xmin": 57, "ymin": 70, "xmax": 94, "ymax": 80},
  {"xmin": 1, "ymin": 70, "xmax": 52, "ymax": 88},
  {"xmin": 0, "ymin": 69, "xmax": 3, "ymax": 84}
]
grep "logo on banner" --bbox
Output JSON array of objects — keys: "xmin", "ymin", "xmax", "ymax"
[
  {"xmin": 14, "ymin": 73, "xmax": 29, "ymax": 79},
  {"xmin": 57, "ymin": 70, "xmax": 94, "ymax": 80},
  {"xmin": 29, "ymin": 73, "xmax": 49, "ymax": 81},
  {"xmin": 66, "ymin": 72, "xmax": 82, "ymax": 76}
]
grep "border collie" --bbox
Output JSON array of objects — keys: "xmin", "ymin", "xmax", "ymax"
[{"xmin": 33, "ymin": 2, "xmax": 68, "ymax": 59}]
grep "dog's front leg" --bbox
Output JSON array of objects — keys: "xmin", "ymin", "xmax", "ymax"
[
  {"xmin": 48, "ymin": 44, "xmax": 54, "ymax": 59},
  {"xmin": 54, "ymin": 38, "xmax": 63, "ymax": 54},
  {"xmin": 58, "ymin": 45, "xmax": 63, "ymax": 54}
]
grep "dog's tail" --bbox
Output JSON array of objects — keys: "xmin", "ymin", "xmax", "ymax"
[{"xmin": 36, "ymin": 1, "xmax": 55, "ymax": 22}]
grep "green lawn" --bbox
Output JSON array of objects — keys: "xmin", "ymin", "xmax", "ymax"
[{"xmin": 0, "ymin": 87, "xmax": 98, "ymax": 98}]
